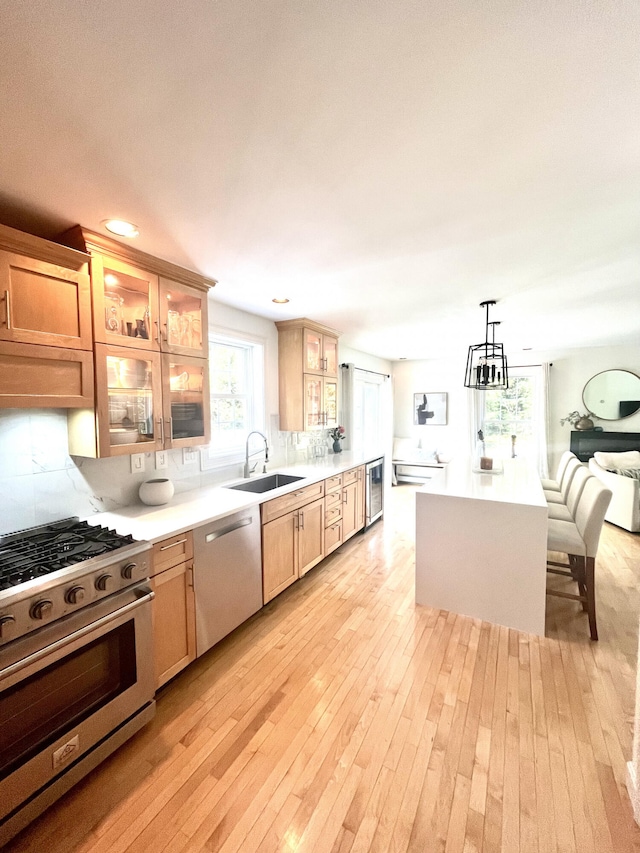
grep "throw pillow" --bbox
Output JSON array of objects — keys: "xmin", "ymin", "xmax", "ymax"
[{"xmin": 594, "ymin": 450, "xmax": 640, "ymax": 470}]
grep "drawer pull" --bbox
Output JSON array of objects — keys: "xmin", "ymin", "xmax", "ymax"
[
  {"xmin": 159, "ymin": 537, "xmax": 188, "ymax": 551},
  {"xmin": 3, "ymin": 291, "xmax": 11, "ymax": 329}
]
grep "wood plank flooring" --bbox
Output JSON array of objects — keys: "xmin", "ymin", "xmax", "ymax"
[{"xmin": 9, "ymin": 484, "xmax": 640, "ymax": 853}]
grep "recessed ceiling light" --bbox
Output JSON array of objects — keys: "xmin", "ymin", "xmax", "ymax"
[
  {"xmin": 272, "ymin": 297, "xmax": 290, "ymax": 304},
  {"xmin": 102, "ymin": 219, "xmax": 139, "ymax": 238},
  {"xmin": 399, "ymin": 357, "xmax": 407, "ymax": 360}
]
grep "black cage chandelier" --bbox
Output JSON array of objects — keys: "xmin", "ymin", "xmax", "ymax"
[{"xmin": 464, "ymin": 300, "xmax": 509, "ymax": 390}]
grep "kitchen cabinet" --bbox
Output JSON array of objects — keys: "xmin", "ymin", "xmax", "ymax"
[
  {"xmin": 0, "ymin": 224, "xmax": 92, "ymax": 351},
  {"xmin": 275, "ymin": 318, "xmax": 340, "ymax": 432},
  {"xmin": 62, "ymin": 227, "xmax": 212, "ymax": 359},
  {"xmin": 303, "ymin": 374, "xmax": 338, "ymax": 431},
  {"xmin": 261, "ymin": 481, "xmax": 325, "ymax": 603},
  {"xmin": 324, "ymin": 474, "xmax": 343, "ymax": 555},
  {"xmin": 0, "ymin": 224, "xmax": 95, "ymax": 409},
  {"xmin": 150, "ymin": 531, "xmax": 196, "ymax": 689},
  {"xmin": 68, "ymin": 345, "xmax": 210, "ymax": 456}
]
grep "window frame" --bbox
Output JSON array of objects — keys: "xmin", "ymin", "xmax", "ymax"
[{"xmin": 201, "ymin": 329, "xmax": 266, "ymax": 470}]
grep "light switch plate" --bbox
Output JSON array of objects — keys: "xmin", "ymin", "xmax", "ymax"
[
  {"xmin": 130, "ymin": 453, "xmax": 145, "ymax": 474},
  {"xmin": 183, "ymin": 448, "xmax": 198, "ymax": 465},
  {"xmin": 155, "ymin": 450, "xmax": 168, "ymax": 470}
]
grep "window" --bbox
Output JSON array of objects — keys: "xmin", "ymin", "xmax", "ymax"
[
  {"xmin": 204, "ymin": 333, "xmax": 264, "ymax": 465},
  {"xmin": 476, "ymin": 365, "xmax": 549, "ymax": 476}
]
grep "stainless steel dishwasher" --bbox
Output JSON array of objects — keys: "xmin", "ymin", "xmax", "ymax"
[{"xmin": 192, "ymin": 506, "xmax": 262, "ymax": 657}]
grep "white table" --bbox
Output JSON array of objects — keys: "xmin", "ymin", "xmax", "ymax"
[{"xmin": 415, "ymin": 457, "xmax": 548, "ymax": 636}]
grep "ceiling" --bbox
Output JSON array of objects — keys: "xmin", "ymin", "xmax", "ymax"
[{"xmin": 1, "ymin": 1, "xmax": 639, "ymax": 361}]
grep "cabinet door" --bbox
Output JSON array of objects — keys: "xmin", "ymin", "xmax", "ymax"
[
  {"xmin": 342, "ymin": 481, "xmax": 359, "ymax": 542},
  {"xmin": 95, "ymin": 343, "xmax": 164, "ymax": 456},
  {"xmin": 298, "ymin": 497, "xmax": 325, "ymax": 577},
  {"xmin": 91, "ymin": 254, "xmax": 160, "ymax": 351},
  {"xmin": 325, "ymin": 521, "xmax": 342, "ymax": 555},
  {"xmin": 151, "ymin": 561, "xmax": 196, "ymax": 689},
  {"xmin": 0, "ymin": 251, "xmax": 92, "ymax": 350},
  {"xmin": 262, "ymin": 511, "xmax": 298, "ymax": 603},
  {"xmin": 303, "ymin": 328, "xmax": 324, "ymax": 375},
  {"xmin": 304, "ymin": 375, "xmax": 324, "ymax": 430},
  {"xmin": 323, "ymin": 335, "xmax": 338, "ymax": 377},
  {"xmin": 161, "ymin": 354, "xmax": 210, "ymax": 448},
  {"xmin": 159, "ymin": 278, "xmax": 209, "ymax": 358},
  {"xmin": 323, "ymin": 377, "xmax": 338, "ymax": 429}
]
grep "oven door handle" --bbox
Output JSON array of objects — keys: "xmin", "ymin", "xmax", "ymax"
[{"xmin": 0, "ymin": 589, "xmax": 154, "ymax": 683}]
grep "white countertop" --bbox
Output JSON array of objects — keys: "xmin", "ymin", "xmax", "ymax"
[
  {"xmin": 86, "ymin": 450, "xmax": 384, "ymax": 543},
  {"xmin": 416, "ymin": 457, "xmax": 546, "ymax": 507}
]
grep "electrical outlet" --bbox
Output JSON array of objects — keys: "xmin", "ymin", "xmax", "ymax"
[
  {"xmin": 130, "ymin": 453, "xmax": 145, "ymax": 474},
  {"xmin": 183, "ymin": 448, "xmax": 198, "ymax": 465},
  {"xmin": 155, "ymin": 450, "xmax": 168, "ymax": 470}
]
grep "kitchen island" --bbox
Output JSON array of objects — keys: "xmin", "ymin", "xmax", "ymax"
[{"xmin": 415, "ymin": 457, "xmax": 548, "ymax": 636}]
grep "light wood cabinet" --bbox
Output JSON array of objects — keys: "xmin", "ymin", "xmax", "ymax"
[
  {"xmin": 275, "ymin": 318, "xmax": 340, "ymax": 432},
  {"xmin": 0, "ymin": 225, "xmax": 92, "ymax": 351},
  {"xmin": 150, "ymin": 531, "xmax": 196, "ymax": 690},
  {"xmin": 262, "ymin": 484, "xmax": 325, "ymax": 603},
  {"xmin": 69, "ymin": 345, "xmax": 210, "ymax": 457},
  {"xmin": 62, "ymin": 226, "xmax": 212, "ymax": 360},
  {"xmin": 324, "ymin": 474, "xmax": 343, "ymax": 555},
  {"xmin": 341, "ymin": 479, "xmax": 359, "ymax": 541},
  {"xmin": 0, "ymin": 224, "xmax": 95, "ymax": 409}
]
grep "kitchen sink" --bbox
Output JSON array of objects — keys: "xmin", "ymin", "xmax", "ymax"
[{"xmin": 225, "ymin": 473, "xmax": 305, "ymax": 494}]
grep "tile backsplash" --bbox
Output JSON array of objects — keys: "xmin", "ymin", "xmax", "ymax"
[{"xmin": 0, "ymin": 410, "xmax": 268, "ymax": 535}]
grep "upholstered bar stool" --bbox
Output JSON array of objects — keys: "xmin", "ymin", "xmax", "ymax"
[
  {"xmin": 542, "ymin": 450, "xmax": 576, "ymax": 491},
  {"xmin": 544, "ymin": 456, "xmax": 581, "ymax": 505},
  {"xmin": 546, "ymin": 477, "xmax": 612, "ymax": 640},
  {"xmin": 547, "ymin": 465, "xmax": 593, "ymax": 522}
]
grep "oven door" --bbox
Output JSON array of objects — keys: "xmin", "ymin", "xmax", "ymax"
[{"xmin": 0, "ymin": 583, "xmax": 154, "ymax": 831}]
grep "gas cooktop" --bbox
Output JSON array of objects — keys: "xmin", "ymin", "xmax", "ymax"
[{"xmin": 0, "ymin": 518, "xmax": 136, "ymax": 590}]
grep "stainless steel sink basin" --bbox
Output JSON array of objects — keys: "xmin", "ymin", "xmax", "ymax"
[{"xmin": 225, "ymin": 473, "xmax": 305, "ymax": 494}]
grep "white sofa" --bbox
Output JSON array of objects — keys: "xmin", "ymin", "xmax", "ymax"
[{"xmin": 588, "ymin": 450, "xmax": 640, "ymax": 533}]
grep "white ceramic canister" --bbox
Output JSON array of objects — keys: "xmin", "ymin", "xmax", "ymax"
[{"xmin": 139, "ymin": 478, "xmax": 175, "ymax": 506}]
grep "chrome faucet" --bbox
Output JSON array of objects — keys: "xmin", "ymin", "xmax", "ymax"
[{"xmin": 244, "ymin": 430, "xmax": 269, "ymax": 478}]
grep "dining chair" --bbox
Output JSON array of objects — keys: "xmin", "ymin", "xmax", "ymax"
[
  {"xmin": 546, "ymin": 476, "xmax": 612, "ymax": 640},
  {"xmin": 544, "ymin": 456, "xmax": 582, "ymax": 505},
  {"xmin": 542, "ymin": 450, "xmax": 576, "ymax": 492},
  {"xmin": 547, "ymin": 465, "xmax": 593, "ymax": 522}
]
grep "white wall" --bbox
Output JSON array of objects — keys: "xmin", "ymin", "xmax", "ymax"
[{"xmin": 392, "ymin": 344, "xmax": 640, "ymax": 473}]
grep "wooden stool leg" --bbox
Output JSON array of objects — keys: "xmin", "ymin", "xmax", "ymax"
[{"xmin": 585, "ymin": 556, "xmax": 598, "ymax": 641}]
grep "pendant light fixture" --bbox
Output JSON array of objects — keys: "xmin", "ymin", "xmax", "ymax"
[{"xmin": 464, "ymin": 300, "xmax": 509, "ymax": 390}]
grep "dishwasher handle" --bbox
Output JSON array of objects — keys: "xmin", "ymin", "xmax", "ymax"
[{"xmin": 204, "ymin": 516, "xmax": 253, "ymax": 543}]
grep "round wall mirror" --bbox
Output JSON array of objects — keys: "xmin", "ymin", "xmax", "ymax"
[{"xmin": 582, "ymin": 369, "xmax": 640, "ymax": 420}]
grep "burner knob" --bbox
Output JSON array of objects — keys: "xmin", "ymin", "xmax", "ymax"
[
  {"xmin": 65, "ymin": 585, "xmax": 85, "ymax": 605},
  {"xmin": 121, "ymin": 562, "xmax": 138, "ymax": 580},
  {"xmin": 0, "ymin": 615, "xmax": 16, "ymax": 639},
  {"xmin": 31, "ymin": 599, "xmax": 53, "ymax": 620},
  {"xmin": 95, "ymin": 574, "xmax": 113, "ymax": 592}
]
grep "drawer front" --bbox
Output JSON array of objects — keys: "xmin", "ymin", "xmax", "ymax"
[
  {"xmin": 342, "ymin": 467, "xmax": 358, "ymax": 486},
  {"xmin": 325, "ymin": 474, "xmax": 343, "ymax": 494},
  {"xmin": 325, "ymin": 489, "xmax": 341, "ymax": 510},
  {"xmin": 325, "ymin": 505, "xmax": 342, "ymax": 527},
  {"xmin": 261, "ymin": 480, "xmax": 325, "ymax": 524},
  {"xmin": 152, "ymin": 530, "xmax": 194, "ymax": 576},
  {"xmin": 325, "ymin": 521, "xmax": 342, "ymax": 554}
]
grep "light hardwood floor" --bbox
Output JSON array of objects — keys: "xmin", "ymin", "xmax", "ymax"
[{"xmin": 10, "ymin": 484, "xmax": 640, "ymax": 853}]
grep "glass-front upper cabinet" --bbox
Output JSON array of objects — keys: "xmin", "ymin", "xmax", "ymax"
[
  {"xmin": 91, "ymin": 255, "xmax": 160, "ymax": 351},
  {"xmin": 161, "ymin": 354, "xmax": 210, "ymax": 448},
  {"xmin": 304, "ymin": 376, "xmax": 337, "ymax": 431},
  {"xmin": 96, "ymin": 344, "xmax": 163, "ymax": 456},
  {"xmin": 159, "ymin": 278, "xmax": 209, "ymax": 359},
  {"xmin": 304, "ymin": 329, "xmax": 338, "ymax": 377}
]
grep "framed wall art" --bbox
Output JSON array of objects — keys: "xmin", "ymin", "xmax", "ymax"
[{"xmin": 414, "ymin": 392, "xmax": 448, "ymax": 426}]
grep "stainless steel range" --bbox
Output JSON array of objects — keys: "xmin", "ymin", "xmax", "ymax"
[{"xmin": 0, "ymin": 518, "xmax": 155, "ymax": 847}]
